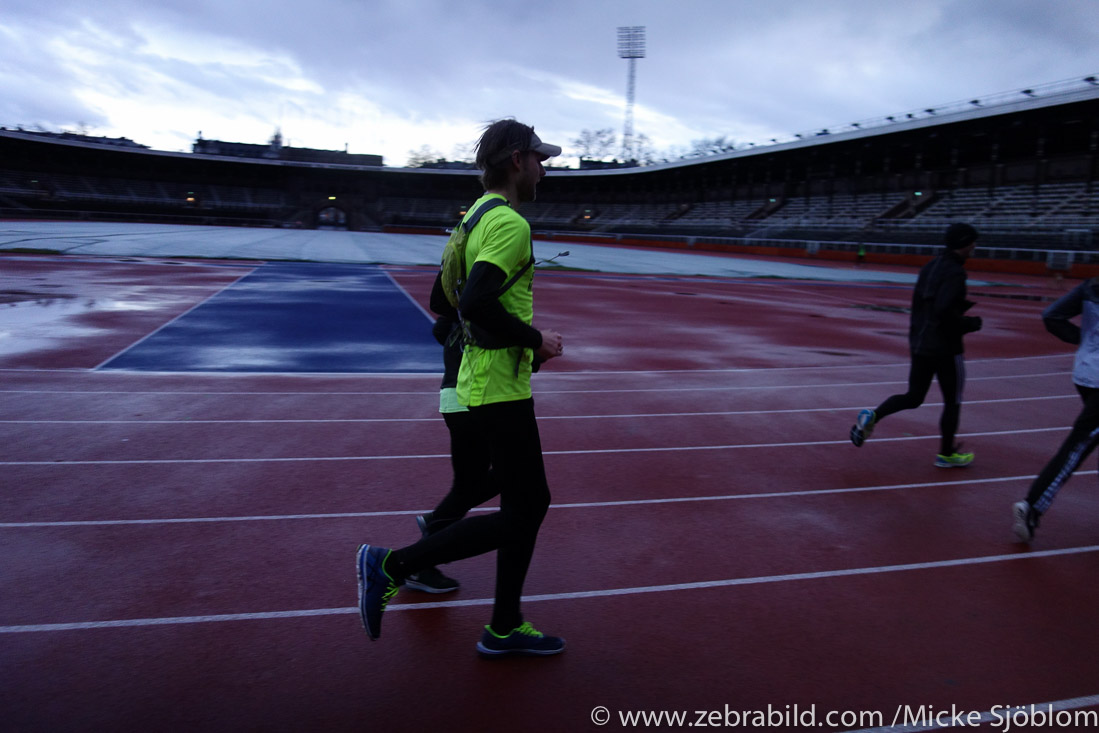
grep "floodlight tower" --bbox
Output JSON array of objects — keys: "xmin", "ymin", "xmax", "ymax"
[{"xmin": 617, "ymin": 25, "xmax": 645, "ymax": 162}]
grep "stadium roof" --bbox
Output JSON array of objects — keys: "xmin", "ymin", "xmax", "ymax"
[
  {"xmin": 2, "ymin": 74, "xmax": 1096, "ymax": 178},
  {"xmin": 556, "ymin": 75, "xmax": 1099, "ymax": 177}
]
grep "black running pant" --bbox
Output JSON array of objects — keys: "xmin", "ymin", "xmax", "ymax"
[
  {"xmin": 422, "ymin": 410, "xmax": 498, "ymax": 531},
  {"xmin": 1026, "ymin": 385, "xmax": 1099, "ymax": 514},
  {"xmin": 389, "ymin": 398, "xmax": 550, "ymax": 633},
  {"xmin": 875, "ymin": 352, "xmax": 965, "ymax": 455}
]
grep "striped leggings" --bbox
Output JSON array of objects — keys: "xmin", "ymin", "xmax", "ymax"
[{"xmin": 1027, "ymin": 384, "xmax": 1099, "ymax": 514}]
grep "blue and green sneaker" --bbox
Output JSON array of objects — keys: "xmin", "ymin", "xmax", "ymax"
[
  {"xmin": 476, "ymin": 621, "xmax": 565, "ymax": 657},
  {"xmin": 935, "ymin": 450, "xmax": 974, "ymax": 468},
  {"xmin": 356, "ymin": 544, "xmax": 399, "ymax": 640}
]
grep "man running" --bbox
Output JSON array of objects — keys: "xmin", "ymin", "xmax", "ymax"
[
  {"xmin": 850, "ymin": 223, "xmax": 983, "ymax": 467},
  {"xmin": 356, "ymin": 118, "xmax": 566, "ymax": 656}
]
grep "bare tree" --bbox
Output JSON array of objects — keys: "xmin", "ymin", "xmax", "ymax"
[
  {"xmin": 570, "ymin": 128, "xmax": 617, "ymax": 161},
  {"xmin": 632, "ymin": 133, "xmax": 657, "ymax": 165},
  {"xmin": 406, "ymin": 145, "xmax": 445, "ymax": 167},
  {"xmin": 684, "ymin": 136, "xmax": 738, "ymax": 158},
  {"xmin": 450, "ymin": 142, "xmax": 474, "ymax": 164}
]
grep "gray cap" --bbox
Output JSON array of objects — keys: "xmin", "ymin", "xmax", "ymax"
[{"xmin": 528, "ymin": 131, "xmax": 561, "ymax": 159}]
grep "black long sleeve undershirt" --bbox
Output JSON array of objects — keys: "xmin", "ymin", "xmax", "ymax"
[
  {"xmin": 458, "ymin": 261, "xmax": 542, "ymax": 350},
  {"xmin": 429, "ymin": 271, "xmax": 457, "ymax": 321}
]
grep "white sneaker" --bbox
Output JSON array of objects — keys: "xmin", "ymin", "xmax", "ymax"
[{"xmin": 1012, "ymin": 501, "xmax": 1039, "ymax": 543}]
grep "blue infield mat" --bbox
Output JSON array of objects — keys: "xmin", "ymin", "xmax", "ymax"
[{"xmin": 100, "ymin": 262, "xmax": 440, "ymax": 373}]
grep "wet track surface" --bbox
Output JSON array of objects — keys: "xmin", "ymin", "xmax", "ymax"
[
  {"xmin": 2, "ymin": 236, "xmax": 1095, "ymax": 733},
  {"xmin": 1, "ymin": 257, "xmax": 438, "ymax": 373}
]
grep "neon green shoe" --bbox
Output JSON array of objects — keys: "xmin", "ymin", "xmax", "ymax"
[{"xmin": 935, "ymin": 451, "xmax": 974, "ymax": 468}]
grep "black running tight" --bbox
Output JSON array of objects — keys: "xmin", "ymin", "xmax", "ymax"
[
  {"xmin": 422, "ymin": 410, "xmax": 499, "ymax": 531},
  {"xmin": 875, "ymin": 352, "xmax": 965, "ymax": 455}
]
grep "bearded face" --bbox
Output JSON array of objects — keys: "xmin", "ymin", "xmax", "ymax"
[{"xmin": 514, "ymin": 150, "xmax": 547, "ymax": 203}]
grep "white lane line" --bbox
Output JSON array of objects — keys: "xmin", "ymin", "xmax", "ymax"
[
  {"xmin": 0, "ymin": 369, "xmax": 1072, "ymax": 397},
  {"xmin": 0, "ymin": 352, "xmax": 1073, "ymax": 379},
  {"xmin": 500, "ymin": 352, "xmax": 1073, "ymax": 376},
  {"xmin": 0, "ymin": 394, "xmax": 1074, "ymax": 425},
  {"xmin": 7, "ymin": 472, "xmax": 1094, "ymax": 529},
  {"xmin": 0, "ymin": 426, "xmax": 1073, "ymax": 466},
  {"xmin": 4, "ymin": 544, "xmax": 1097, "ymax": 634},
  {"xmin": 539, "ymin": 372, "xmax": 1070, "ymax": 394},
  {"xmin": 382, "ymin": 268, "xmax": 435, "ymax": 322}
]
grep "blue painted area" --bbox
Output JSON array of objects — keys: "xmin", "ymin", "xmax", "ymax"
[{"xmin": 101, "ymin": 262, "xmax": 440, "ymax": 373}]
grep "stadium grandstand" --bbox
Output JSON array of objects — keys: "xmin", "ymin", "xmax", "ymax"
[{"xmin": 2, "ymin": 75, "xmax": 1097, "ymax": 273}]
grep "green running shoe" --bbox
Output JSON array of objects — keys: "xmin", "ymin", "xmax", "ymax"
[{"xmin": 935, "ymin": 451, "xmax": 974, "ymax": 468}]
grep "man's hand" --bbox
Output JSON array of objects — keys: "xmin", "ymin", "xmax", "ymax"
[{"xmin": 536, "ymin": 329, "xmax": 564, "ymax": 361}]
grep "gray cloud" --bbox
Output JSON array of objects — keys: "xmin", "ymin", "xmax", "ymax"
[{"xmin": 2, "ymin": 0, "xmax": 1096, "ymax": 163}]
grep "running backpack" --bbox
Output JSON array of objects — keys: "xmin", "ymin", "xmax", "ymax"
[{"xmin": 439, "ymin": 197, "xmax": 515, "ymax": 309}]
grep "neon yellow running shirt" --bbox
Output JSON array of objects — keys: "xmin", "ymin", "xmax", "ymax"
[{"xmin": 455, "ymin": 194, "xmax": 535, "ymax": 406}]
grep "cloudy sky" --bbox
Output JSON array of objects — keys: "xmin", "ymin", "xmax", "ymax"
[{"xmin": 2, "ymin": 0, "xmax": 1097, "ymax": 167}]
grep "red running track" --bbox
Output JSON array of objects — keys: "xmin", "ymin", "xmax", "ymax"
[{"xmin": 2, "ymin": 254, "xmax": 1098, "ymax": 732}]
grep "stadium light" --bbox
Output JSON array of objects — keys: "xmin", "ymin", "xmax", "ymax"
[
  {"xmin": 617, "ymin": 26, "xmax": 646, "ymax": 58},
  {"xmin": 617, "ymin": 26, "xmax": 646, "ymax": 162}
]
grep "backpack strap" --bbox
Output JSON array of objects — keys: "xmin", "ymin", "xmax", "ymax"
[
  {"xmin": 462, "ymin": 196, "xmax": 509, "ymax": 233},
  {"xmin": 496, "ymin": 239, "xmax": 535, "ymax": 298},
  {"xmin": 457, "ymin": 196, "xmax": 510, "ymax": 288}
]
